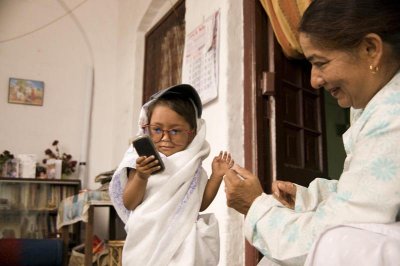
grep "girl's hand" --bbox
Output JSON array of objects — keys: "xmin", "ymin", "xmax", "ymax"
[
  {"xmin": 135, "ymin": 156, "xmax": 162, "ymax": 180},
  {"xmin": 212, "ymin": 151, "xmax": 234, "ymax": 178},
  {"xmin": 271, "ymin": 180, "xmax": 296, "ymax": 209}
]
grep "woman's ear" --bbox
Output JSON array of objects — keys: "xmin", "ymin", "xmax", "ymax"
[{"xmin": 362, "ymin": 33, "xmax": 383, "ymax": 67}]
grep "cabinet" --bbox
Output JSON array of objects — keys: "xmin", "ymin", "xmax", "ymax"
[{"xmin": 0, "ymin": 177, "xmax": 81, "ymax": 244}]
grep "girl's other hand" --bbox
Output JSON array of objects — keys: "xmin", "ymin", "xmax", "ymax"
[{"xmin": 212, "ymin": 151, "xmax": 234, "ymax": 178}]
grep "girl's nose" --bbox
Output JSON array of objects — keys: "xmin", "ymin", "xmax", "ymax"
[{"xmin": 160, "ymin": 130, "xmax": 171, "ymax": 141}]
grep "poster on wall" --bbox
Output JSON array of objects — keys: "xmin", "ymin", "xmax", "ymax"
[
  {"xmin": 8, "ymin": 77, "xmax": 44, "ymax": 106},
  {"xmin": 182, "ymin": 10, "xmax": 220, "ymax": 105}
]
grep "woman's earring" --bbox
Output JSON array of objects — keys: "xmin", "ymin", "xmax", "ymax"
[{"xmin": 369, "ymin": 65, "xmax": 379, "ymax": 74}]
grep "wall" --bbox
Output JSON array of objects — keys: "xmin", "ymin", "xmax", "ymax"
[
  {"xmin": 0, "ymin": 0, "xmax": 119, "ymax": 189},
  {"xmin": 185, "ymin": 2, "xmax": 245, "ymax": 265},
  {"xmin": 0, "ymin": 0, "xmax": 245, "ymax": 265},
  {"xmin": 116, "ymin": 0, "xmax": 245, "ymax": 264}
]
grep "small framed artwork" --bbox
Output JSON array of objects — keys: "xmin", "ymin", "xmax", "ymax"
[{"xmin": 8, "ymin": 77, "xmax": 45, "ymax": 106}]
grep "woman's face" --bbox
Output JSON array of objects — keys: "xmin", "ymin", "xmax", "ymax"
[
  {"xmin": 148, "ymin": 105, "xmax": 194, "ymax": 157},
  {"xmin": 299, "ymin": 33, "xmax": 373, "ymax": 109}
]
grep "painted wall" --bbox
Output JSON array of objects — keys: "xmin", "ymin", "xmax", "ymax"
[
  {"xmin": 0, "ymin": 0, "xmax": 245, "ymax": 265},
  {"xmin": 0, "ymin": 0, "xmax": 118, "ymax": 188}
]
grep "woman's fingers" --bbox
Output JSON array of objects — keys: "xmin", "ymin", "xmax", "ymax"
[
  {"xmin": 272, "ymin": 180, "xmax": 296, "ymax": 209},
  {"xmin": 277, "ymin": 181, "xmax": 296, "ymax": 195}
]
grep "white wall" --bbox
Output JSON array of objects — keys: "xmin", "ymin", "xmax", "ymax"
[
  {"xmin": 0, "ymin": 0, "xmax": 245, "ymax": 265},
  {"xmin": 0, "ymin": 0, "xmax": 119, "ymax": 188},
  {"xmin": 184, "ymin": 1, "xmax": 245, "ymax": 265}
]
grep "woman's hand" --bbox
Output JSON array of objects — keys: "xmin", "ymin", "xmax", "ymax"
[
  {"xmin": 271, "ymin": 180, "xmax": 296, "ymax": 209},
  {"xmin": 224, "ymin": 165, "xmax": 263, "ymax": 215},
  {"xmin": 212, "ymin": 151, "xmax": 234, "ymax": 178},
  {"xmin": 135, "ymin": 155, "xmax": 162, "ymax": 179}
]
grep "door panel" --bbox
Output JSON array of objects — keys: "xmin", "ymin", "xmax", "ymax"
[{"xmin": 142, "ymin": 0, "xmax": 185, "ymax": 102}]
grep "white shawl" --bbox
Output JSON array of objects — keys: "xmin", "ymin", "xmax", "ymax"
[{"xmin": 109, "ymin": 103, "xmax": 219, "ymax": 265}]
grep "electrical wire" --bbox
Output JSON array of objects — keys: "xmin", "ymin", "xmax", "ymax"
[
  {"xmin": 57, "ymin": 0, "xmax": 95, "ymax": 189},
  {"xmin": 0, "ymin": 0, "xmax": 88, "ymax": 44}
]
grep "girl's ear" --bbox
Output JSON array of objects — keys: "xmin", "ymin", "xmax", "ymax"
[{"xmin": 362, "ymin": 33, "xmax": 383, "ymax": 68}]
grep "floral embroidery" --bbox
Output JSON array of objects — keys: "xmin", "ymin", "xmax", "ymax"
[
  {"xmin": 109, "ymin": 170, "xmax": 130, "ymax": 223},
  {"xmin": 365, "ymin": 120, "xmax": 390, "ymax": 138},
  {"xmin": 334, "ymin": 191, "xmax": 352, "ymax": 203},
  {"xmin": 383, "ymin": 93, "xmax": 400, "ymax": 105},
  {"xmin": 315, "ymin": 206, "xmax": 326, "ymax": 219},
  {"xmin": 371, "ymin": 158, "xmax": 397, "ymax": 181},
  {"xmin": 268, "ymin": 211, "xmax": 285, "ymax": 229},
  {"xmin": 286, "ymin": 224, "xmax": 300, "ymax": 243}
]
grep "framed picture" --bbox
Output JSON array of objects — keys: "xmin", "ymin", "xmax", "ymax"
[{"xmin": 8, "ymin": 77, "xmax": 45, "ymax": 106}]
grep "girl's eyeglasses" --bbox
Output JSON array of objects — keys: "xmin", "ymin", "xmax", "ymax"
[{"xmin": 142, "ymin": 125, "xmax": 194, "ymax": 144}]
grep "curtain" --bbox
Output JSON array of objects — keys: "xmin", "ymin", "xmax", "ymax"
[{"xmin": 259, "ymin": 0, "xmax": 311, "ymax": 59}]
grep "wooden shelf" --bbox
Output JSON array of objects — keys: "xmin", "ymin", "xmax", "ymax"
[
  {"xmin": 0, "ymin": 177, "xmax": 81, "ymax": 264},
  {"xmin": 0, "ymin": 177, "xmax": 81, "ymax": 186}
]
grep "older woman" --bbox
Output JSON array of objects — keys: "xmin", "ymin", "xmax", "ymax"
[{"xmin": 225, "ymin": 0, "xmax": 400, "ymax": 265}]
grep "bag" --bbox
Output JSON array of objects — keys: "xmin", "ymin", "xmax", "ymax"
[{"xmin": 68, "ymin": 243, "xmax": 108, "ymax": 266}]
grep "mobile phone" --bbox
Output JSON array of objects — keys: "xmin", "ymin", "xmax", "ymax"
[{"xmin": 132, "ymin": 135, "xmax": 165, "ymax": 174}]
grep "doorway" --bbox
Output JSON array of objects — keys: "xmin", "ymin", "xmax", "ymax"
[{"xmin": 243, "ymin": 0, "xmax": 347, "ymax": 264}]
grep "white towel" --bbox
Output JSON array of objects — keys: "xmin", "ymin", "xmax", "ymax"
[{"xmin": 109, "ymin": 102, "xmax": 219, "ymax": 265}]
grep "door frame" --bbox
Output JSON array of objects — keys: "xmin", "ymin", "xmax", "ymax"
[{"xmin": 243, "ymin": 0, "xmax": 271, "ymax": 265}]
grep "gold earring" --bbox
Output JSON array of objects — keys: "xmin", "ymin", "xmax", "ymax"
[{"xmin": 369, "ymin": 65, "xmax": 379, "ymax": 74}]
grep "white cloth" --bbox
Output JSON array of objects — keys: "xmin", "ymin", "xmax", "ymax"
[
  {"xmin": 109, "ymin": 106, "xmax": 219, "ymax": 265},
  {"xmin": 304, "ymin": 223, "xmax": 400, "ymax": 266},
  {"xmin": 244, "ymin": 71, "xmax": 400, "ymax": 266}
]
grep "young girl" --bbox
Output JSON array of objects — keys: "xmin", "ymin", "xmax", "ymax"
[{"xmin": 109, "ymin": 84, "xmax": 233, "ymax": 266}]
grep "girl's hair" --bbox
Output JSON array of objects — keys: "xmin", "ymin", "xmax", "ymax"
[
  {"xmin": 147, "ymin": 94, "xmax": 197, "ymax": 132},
  {"xmin": 299, "ymin": 0, "xmax": 400, "ymax": 58}
]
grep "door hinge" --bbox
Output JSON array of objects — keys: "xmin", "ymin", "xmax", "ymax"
[{"xmin": 261, "ymin": 71, "xmax": 275, "ymax": 96}]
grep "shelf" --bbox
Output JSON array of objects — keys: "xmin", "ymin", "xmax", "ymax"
[
  {"xmin": 0, "ymin": 177, "xmax": 82, "ymax": 264},
  {"xmin": 0, "ymin": 177, "xmax": 81, "ymax": 186},
  {"xmin": 0, "ymin": 209, "xmax": 58, "ymax": 215}
]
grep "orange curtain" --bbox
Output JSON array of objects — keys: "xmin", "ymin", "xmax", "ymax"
[{"xmin": 259, "ymin": 0, "xmax": 311, "ymax": 59}]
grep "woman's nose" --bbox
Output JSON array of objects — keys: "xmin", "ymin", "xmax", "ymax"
[{"xmin": 310, "ymin": 68, "xmax": 325, "ymax": 89}]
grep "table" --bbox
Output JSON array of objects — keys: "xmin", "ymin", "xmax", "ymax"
[
  {"xmin": 108, "ymin": 240, "xmax": 124, "ymax": 266},
  {"xmin": 57, "ymin": 190, "xmax": 116, "ymax": 266}
]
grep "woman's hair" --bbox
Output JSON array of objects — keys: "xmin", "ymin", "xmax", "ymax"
[
  {"xmin": 299, "ymin": 0, "xmax": 400, "ymax": 58},
  {"xmin": 147, "ymin": 94, "xmax": 197, "ymax": 132}
]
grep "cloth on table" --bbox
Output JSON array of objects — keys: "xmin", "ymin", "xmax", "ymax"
[{"xmin": 56, "ymin": 190, "xmax": 111, "ymax": 230}]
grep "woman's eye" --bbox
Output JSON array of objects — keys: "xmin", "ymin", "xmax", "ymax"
[{"xmin": 313, "ymin": 61, "xmax": 327, "ymax": 68}]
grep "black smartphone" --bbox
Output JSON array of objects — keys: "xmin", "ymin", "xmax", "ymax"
[{"xmin": 132, "ymin": 135, "xmax": 165, "ymax": 174}]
